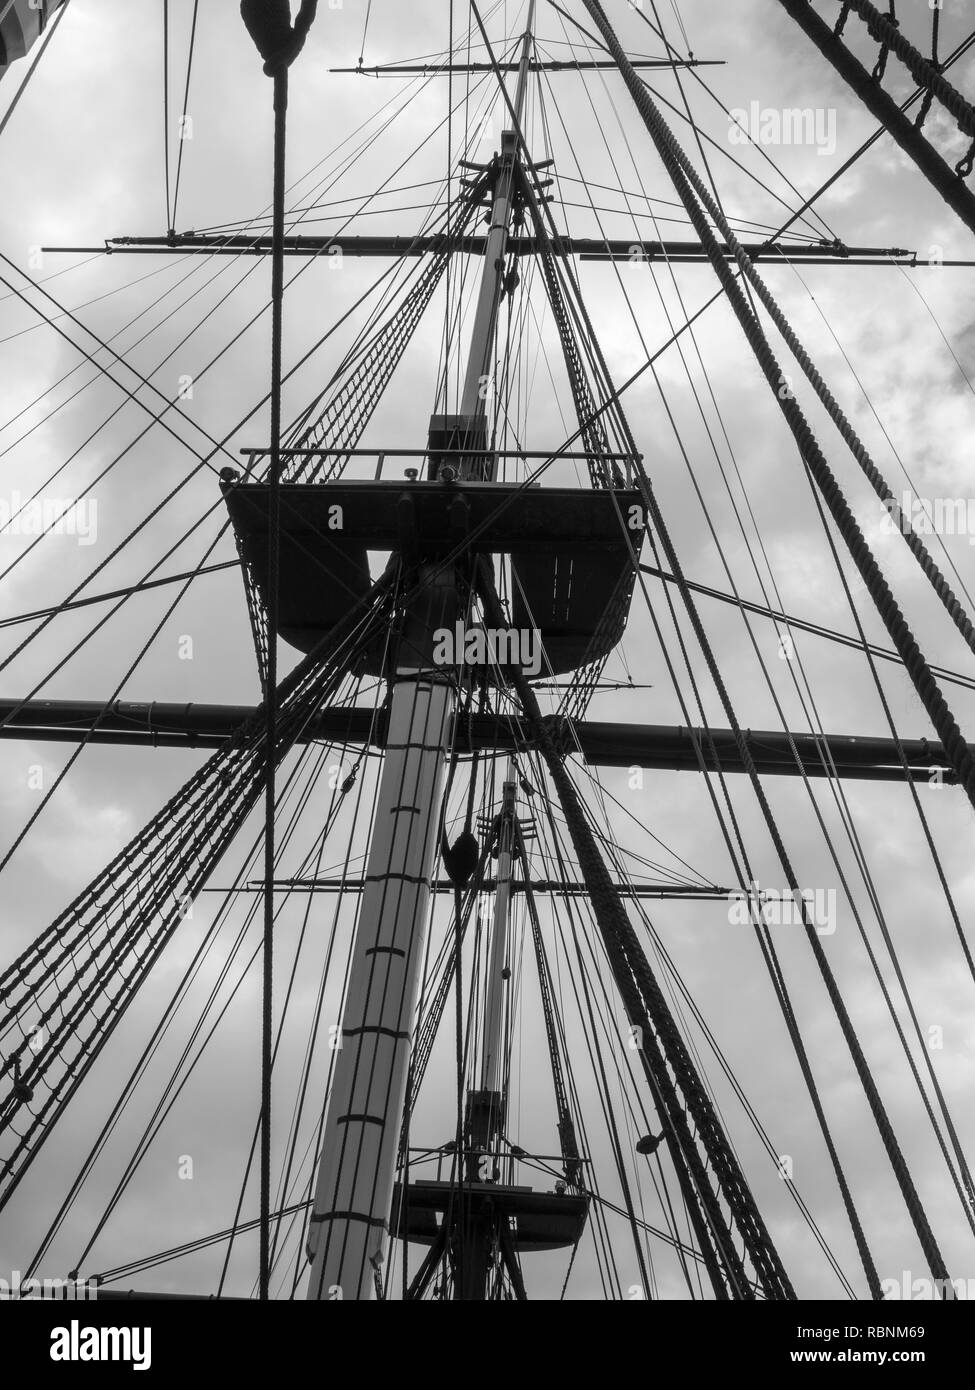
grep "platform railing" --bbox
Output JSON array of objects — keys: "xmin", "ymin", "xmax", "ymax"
[{"xmin": 238, "ymin": 446, "xmax": 642, "ymax": 486}]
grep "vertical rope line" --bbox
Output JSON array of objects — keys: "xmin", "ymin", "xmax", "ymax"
[
  {"xmin": 260, "ymin": 64, "xmax": 288, "ymax": 1305},
  {"xmin": 581, "ymin": 0, "xmax": 954, "ymax": 1292},
  {"xmin": 443, "ymin": 0, "xmax": 455, "ymax": 411},
  {"xmin": 453, "ymin": 880, "xmax": 465, "ymax": 1293},
  {"xmin": 163, "ymin": 0, "xmax": 172, "ymax": 231},
  {"xmin": 359, "ymin": 0, "xmax": 374, "ymax": 66},
  {"xmin": 172, "ymin": 0, "xmax": 200, "ymax": 226}
]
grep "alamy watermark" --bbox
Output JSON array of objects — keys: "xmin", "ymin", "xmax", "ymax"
[
  {"xmin": 729, "ymin": 101, "xmax": 837, "ymax": 157},
  {"xmin": 0, "ymin": 1269, "xmax": 98, "ymax": 1300},
  {"xmin": 0, "ymin": 492, "xmax": 98, "ymax": 545},
  {"xmin": 50, "ymin": 1319, "xmax": 151, "ymax": 1371},
  {"xmin": 432, "ymin": 621, "xmax": 542, "ymax": 678},
  {"xmin": 881, "ymin": 491, "xmax": 975, "ymax": 545},
  {"xmin": 882, "ymin": 1271, "xmax": 972, "ymax": 1300},
  {"xmin": 728, "ymin": 881, "xmax": 837, "ymax": 935}
]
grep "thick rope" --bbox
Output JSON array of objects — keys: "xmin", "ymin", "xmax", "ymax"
[
  {"xmin": 640, "ymin": 28, "xmax": 975, "ymax": 661},
  {"xmin": 477, "ymin": 565, "xmax": 794, "ymax": 1301},
  {"xmin": 845, "ymin": 0, "xmax": 975, "ymax": 138},
  {"xmin": 583, "ymin": 1, "xmax": 975, "ymax": 810},
  {"xmin": 0, "ymin": 571, "xmax": 397, "ymax": 1214},
  {"xmin": 581, "ymin": 0, "xmax": 955, "ymax": 1293},
  {"xmin": 287, "ymin": 178, "xmax": 488, "ymax": 479},
  {"xmin": 628, "ymin": 1, "xmax": 975, "ymax": 655}
]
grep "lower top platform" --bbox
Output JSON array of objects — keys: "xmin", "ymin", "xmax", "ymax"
[
  {"xmin": 223, "ymin": 477, "xmax": 643, "ymax": 678},
  {"xmin": 391, "ymin": 1178, "xmax": 590, "ymax": 1252}
]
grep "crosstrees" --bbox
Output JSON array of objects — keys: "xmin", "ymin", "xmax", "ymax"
[{"xmin": 96, "ymin": 231, "xmax": 942, "ymax": 265}]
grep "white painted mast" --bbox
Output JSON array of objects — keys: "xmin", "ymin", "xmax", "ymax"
[
  {"xmin": 304, "ymin": 571, "xmax": 456, "ymax": 1301},
  {"xmin": 305, "ymin": 2, "xmax": 536, "ymax": 1301}
]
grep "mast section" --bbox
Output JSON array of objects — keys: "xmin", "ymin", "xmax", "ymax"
[
  {"xmin": 306, "ymin": 2, "xmax": 537, "ymax": 1301},
  {"xmin": 458, "ymin": 0, "xmax": 536, "ymax": 441},
  {"xmin": 478, "ymin": 762, "xmax": 517, "ymax": 1097}
]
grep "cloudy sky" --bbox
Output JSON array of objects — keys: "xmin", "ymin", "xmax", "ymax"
[{"xmin": 2, "ymin": 0, "xmax": 975, "ymax": 1301}]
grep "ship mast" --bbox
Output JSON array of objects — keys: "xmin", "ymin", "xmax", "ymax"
[
  {"xmin": 458, "ymin": 4, "xmax": 535, "ymax": 433},
  {"xmin": 477, "ymin": 761, "xmax": 517, "ymax": 1102},
  {"xmin": 3, "ymin": 0, "xmax": 970, "ymax": 1311},
  {"xmin": 305, "ymin": 1, "xmax": 537, "ymax": 1302}
]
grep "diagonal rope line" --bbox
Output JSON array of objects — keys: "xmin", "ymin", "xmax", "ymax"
[{"xmin": 581, "ymin": 0, "xmax": 955, "ymax": 1295}]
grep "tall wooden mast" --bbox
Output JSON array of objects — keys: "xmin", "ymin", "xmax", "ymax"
[{"xmin": 304, "ymin": 1, "xmax": 538, "ymax": 1302}]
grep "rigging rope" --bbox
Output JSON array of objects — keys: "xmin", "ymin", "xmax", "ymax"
[
  {"xmin": 284, "ymin": 181, "xmax": 488, "ymax": 476},
  {"xmin": 581, "ymin": 1, "xmax": 975, "ymax": 809},
  {"xmin": 163, "ymin": 0, "xmax": 172, "ymax": 230},
  {"xmin": 0, "ymin": 567, "xmax": 394, "ymax": 1211},
  {"xmin": 517, "ymin": 821, "xmax": 582, "ymax": 1187},
  {"xmin": 552, "ymin": 4, "xmax": 975, "ymax": 1230},
  {"xmin": 241, "ymin": 0, "xmax": 318, "ymax": 1296},
  {"xmin": 579, "ymin": 0, "xmax": 957, "ymax": 1293},
  {"xmin": 31, "ymin": 729, "xmax": 364, "ymax": 1280},
  {"xmin": 476, "ymin": 562, "xmax": 795, "ymax": 1301},
  {"xmin": 260, "ymin": 57, "xmax": 290, "ymax": 1302},
  {"xmin": 844, "ymin": 0, "xmax": 975, "ymax": 139},
  {"xmin": 172, "ymin": 0, "xmax": 201, "ymax": 226},
  {"xmin": 359, "ymin": 0, "xmax": 374, "ymax": 66},
  {"xmin": 618, "ymin": 15, "xmax": 975, "ymax": 661}
]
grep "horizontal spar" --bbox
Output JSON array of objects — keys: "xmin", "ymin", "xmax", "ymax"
[
  {"xmin": 0, "ymin": 699, "xmax": 953, "ymax": 782},
  {"xmin": 233, "ymin": 879, "xmax": 731, "ymax": 899},
  {"xmin": 330, "ymin": 59, "xmax": 725, "ymax": 73},
  {"xmin": 38, "ymin": 235, "xmax": 940, "ymax": 267}
]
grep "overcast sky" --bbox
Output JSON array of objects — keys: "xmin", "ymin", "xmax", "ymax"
[{"xmin": 2, "ymin": 0, "xmax": 975, "ymax": 1301}]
